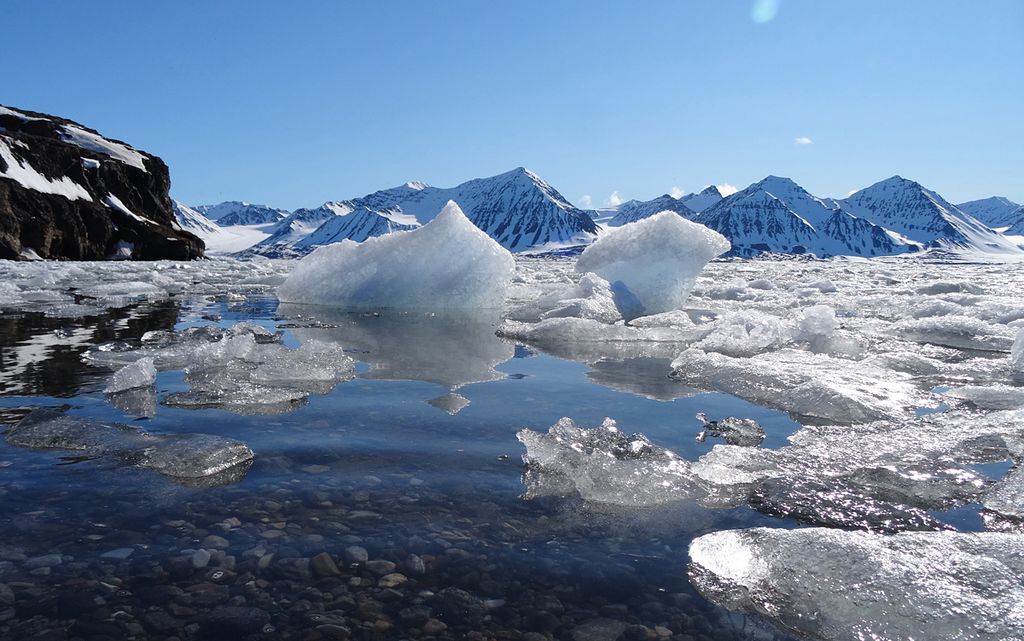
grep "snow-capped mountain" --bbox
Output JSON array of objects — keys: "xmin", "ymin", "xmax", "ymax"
[
  {"xmin": 172, "ymin": 200, "xmax": 278, "ymax": 254},
  {"xmin": 255, "ymin": 201, "xmax": 357, "ymax": 251},
  {"xmin": 680, "ymin": 185, "xmax": 725, "ymax": 213},
  {"xmin": 292, "ymin": 207, "xmax": 416, "ymax": 251},
  {"xmin": 247, "ymin": 167, "xmax": 598, "ymax": 255},
  {"xmin": 695, "ymin": 176, "xmax": 916, "ymax": 257},
  {"xmin": 358, "ymin": 167, "xmax": 598, "ymax": 251},
  {"xmin": 608, "ymin": 195, "xmax": 695, "ymax": 227},
  {"xmin": 194, "ymin": 201, "xmax": 290, "ymax": 226},
  {"xmin": 172, "ymin": 201, "xmax": 221, "ymax": 237},
  {"xmin": 956, "ymin": 197, "xmax": 1023, "ymax": 229},
  {"xmin": 840, "ymin": 176, "xmax": 1021, "ymax": 253}
]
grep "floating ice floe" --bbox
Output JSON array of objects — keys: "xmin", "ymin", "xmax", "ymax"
[
  {"xmin": 688, "ymin": 527, "xmax": 1024, "ymax": 641},
  {"xmin": 894, "ymin": 315, "xmax": 1015, "ymax": 352},
  {"xmin": 520, "ymin": 409, "xmax": 1024, "ymax": 531},
  {"xmin": 86, "ymin": 323, "xmax": 355, "ymax": 415},
  {"xmin": 517, "ymin": 417, "xmax": 701, "ymax": 506},
  {"xmin": 670, "ymin": 348, "xmax": 923, "ymax": 424},
  {"xmin": 277, "ymin": 201, "xmax": 515, "ymax": 310},
  {"xmin": 5, "ymin": 409, "xmax": 254, "ymax": 486},
  {"xmin": 575, "ymin": 212, "xmax": 730, "ymax": 316}
]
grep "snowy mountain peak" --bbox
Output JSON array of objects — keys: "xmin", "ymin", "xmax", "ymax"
[
  {"xmin": 194, "ymin": 201, "xmax": 290, "ymax": 226},
  {"xmin": 680, "ymin": 185, "xmax": 725, "ymax": 213},
  {"xmin": 957, "ymin": 196, "xmax": 1023, "ymax": 228},
  {"xmin": 841, "ymin": 176, "xmax": 1021, "ymax": 253},
  {"xmin": 404, "ymin": 181, "xmax": 429, "ymax": 191}
]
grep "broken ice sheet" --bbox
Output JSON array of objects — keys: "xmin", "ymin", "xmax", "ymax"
[
  {"xmin": 87, "ymin": 323, "xmax": 355, "ymax": 416},
  {"xmin": 519, "ymin": 409, "xmax": 1024, "ymax": 532},
  {"xmin": 671, "ymin": 347, "xmax": 926, "ymax": 425},
  {"xmin": 688, "ymin": 527, "xmax": 1024, "ymax": 641}
]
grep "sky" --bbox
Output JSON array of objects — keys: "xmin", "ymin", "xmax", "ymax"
[{"xmin": 3, "ymin": 0, "xmax": 1022, "ymax": 210}]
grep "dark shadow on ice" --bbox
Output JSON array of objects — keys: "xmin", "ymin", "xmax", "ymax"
[{"xmin": 278, "ymin": 304, "xmax": 515, "ymax": 413}]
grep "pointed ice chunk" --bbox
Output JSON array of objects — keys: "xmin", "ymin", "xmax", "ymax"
[
  {"xmin": 104, "ymin": 357, "xmax": 157, "ymax": 393},
  {"xmin": 576, "ymin": 211, "xmax": 730, "ymax": 315},
  {"xmin": 278, "ymin": 201, "xmax": 515, "ymax": 310}
]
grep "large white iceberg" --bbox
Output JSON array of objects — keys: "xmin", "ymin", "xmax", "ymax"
[
  {"xmin": 575, "ymin": 211, "xmax": 730, "ymax": 316},
  {"xmin": 689, "ymin": 527, "xmax": 1024, "ymax": 641},
  {"xmin": 278, "ymin": 201, "xmax": 515, "ymax": 309}
]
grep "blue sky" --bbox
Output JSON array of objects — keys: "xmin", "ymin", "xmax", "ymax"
[{"xmin": 3, "ymin": 1, "xmax": 1021, "ymax": 209}]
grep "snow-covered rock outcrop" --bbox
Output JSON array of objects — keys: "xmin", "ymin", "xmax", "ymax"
[{"xmin": 0, "ymin": 105, "xmax": 203, "ymax": 260}]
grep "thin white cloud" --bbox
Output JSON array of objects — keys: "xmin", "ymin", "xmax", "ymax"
[
  {"xmin": 717, "ymin": 183, "xmax": 739, "ymax": 196},
  {"xmin": 606, "ymin": 191, "xmax": 624, "ymax": 207},
  {"xmin": 579, "ymin": 194, "xmax": 593, "ymax": 208},
  {"xmin": 670, "ymin": 186, "xmax": 684, "ymax": 199},
  {"xmin": 795, "ymin": 136, "xmax": 813, "ymax": 145}
]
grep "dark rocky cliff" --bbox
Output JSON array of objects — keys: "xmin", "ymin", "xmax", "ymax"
[{"xmin": 0, "ymin": 105, "xmax": 203, "ymax": 260}]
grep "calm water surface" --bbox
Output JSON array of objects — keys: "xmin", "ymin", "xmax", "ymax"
[{"xmin": 0, "ymin": 293, "xmax": 916, "ymax": 640}]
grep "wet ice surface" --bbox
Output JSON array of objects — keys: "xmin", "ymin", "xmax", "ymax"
[
  {"xmin": 0, "ymin": 254, "xmax": 1023, "ymax": 640},
  {"xmin": 688, "ymin": 528, "xmax": 1024, "ymax": 641}
]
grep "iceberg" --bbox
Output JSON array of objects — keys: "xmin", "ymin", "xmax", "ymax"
[
  {"xmin": 277, "ymin": 201, "xmax": 515, "ymax": 310},
  {"xmin": 575, "ymin": 211, "xmax": 730, "ymax": 316},
  {"xmin": 689, "ymin": 527, "xmax": 1024, "ymax": 641}
]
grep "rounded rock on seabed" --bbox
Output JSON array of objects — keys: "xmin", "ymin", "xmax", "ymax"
[
  {"xmin": 203, "ymin": 606, "xmax": 270, "ymax": 636},
  {"xmin": 404, "ymin": 553, "xmax": 426, "ymax": 575},
  {"xmin": 192, "ymin": 549, "xmax": 211, "ymax": 568},
  {"xmin": 377, "ymin": 573, "xmax": 408, "ymax": 588},
  {"xmin": 343, "ymin": 546, "xmax": 368, "ymax": 564},
  {"xmin": 311, "ymin": 552, "xmax": 341, "ymax": 577},
  {"xmin": 364, "ymin": 559, "xmax": 396, "ymax": 575},
  {"xmin": 317, "ymin": 623, "xmax": 351, "ymax": 640}
]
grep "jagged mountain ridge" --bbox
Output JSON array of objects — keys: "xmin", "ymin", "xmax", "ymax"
[
  {"xmin": 680, "ymin": 185, "xmax": 725, "ymax": 213},
  {"xmin": 194, "ymin": 201, "xmax": 290, "ymax": 226},
  {"xmin": 609, "ymin": 195, "xmax": 695, "ymax": 227},
  {"xmin": 694, "ymin": 176, "xmax": 916, "ymax": 257},
  {"xmin": 178, "ymin": 169, "xmax": 1021, "ymax": 258}
]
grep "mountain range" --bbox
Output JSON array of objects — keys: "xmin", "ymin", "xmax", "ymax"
[{"xmin": 175, "ymin": 169, "xmax": 1024, "ymax": 259}]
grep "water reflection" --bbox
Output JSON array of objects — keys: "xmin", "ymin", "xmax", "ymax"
[
  {"xmin": 0, "ymin": 302, "xmax": 180, "ymax": 397},
  {"xmin": 587, "ymin": 357, "xmax": 699, "ymax": 402},
  {"xmin": 278, "ymin": 305, "xmax": 515, "ymax": 413}
]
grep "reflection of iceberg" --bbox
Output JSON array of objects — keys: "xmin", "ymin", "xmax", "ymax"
[{"xmin": 279, "ymin": 305, "xmax": 515, "ymax": 393}]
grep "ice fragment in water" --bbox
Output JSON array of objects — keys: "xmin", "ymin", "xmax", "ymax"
[
  {"xmin": 277, "ymin": 201, "xmax": 515, "ymax": 310},
  {"xmin": 575, "ymin": 211, "xmax": 730, "ymax": 316},
  {"xmin": 6, "ymin": 409, "xmax": 253, "ymax": 486},
  {"xmin": 517, "ymin": 417, "xmax": 702, "ymax": 506},
  {"xmin": 689, "ymin": 527, "xmax": 1024, "ymax": 641},
  {"xmin": 104, "ymin": 357, "xmax": 156, "ymax": 393}
]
